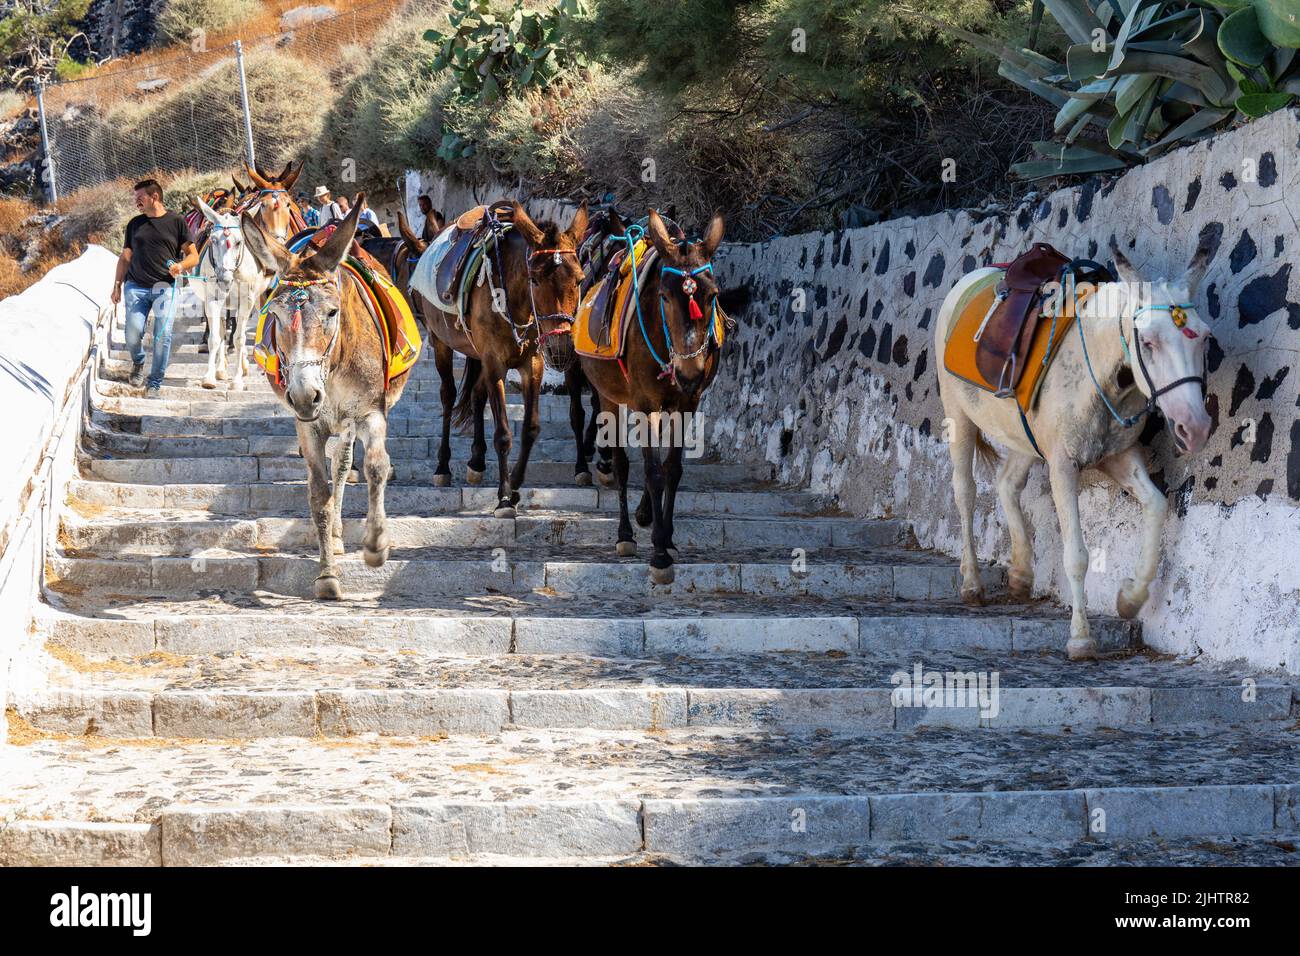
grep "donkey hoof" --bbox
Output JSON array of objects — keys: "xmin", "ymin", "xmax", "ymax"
[
  {"xmin": 332, "ymin": 537, "xmax": 345, "ymax": 556},
  {"xmin": 363, "ymin": 545, "xmax": 389, "ymax": 568},
  {"xmin": 616, "ymin": 540, "xmax": 637, "ymax": 557},
  {"xmin": 635, "ymin": 507, "xmax": 652, "ymax": 529},
  {"xmin": 1008, "ymin": 572, "xmax": 1033, "ymax": 602},
  {"xmin": 595, "ymin": 468, "xmax": 615, "ymax": 488},
  {"xmin": 465, "ymin": 467, "xmax": 484, "ymax": 486},
  {"xmin": 432, "ymin": 473, "xmax": 451, "ymax": 488},
  {"xmin": 215, "ymin": 368, "xmax": 228, "ymax": 381},
  {"xmin": 494, "ymin": 505, "xmax": 516, "ymax": 520},
  {"xmin": 200, "ymin": 376, "xmax": 218, "ymax": 390},
  {"xmin": 575, "ymin": 471, "xmax": 592, "ymax": 487},
  {"xmin": 314, "ymin": 575, "xmax": 342, "ymax": 600},
  {"xmin": 1066, "ymin": 636, "xmax": 1098, "ymax": 661},
  {"xmin": 960, "ymin": 586, "xmax": 985, "ymax": 607},
  {"xmin": 649, "ymin": 564, "xmax": 675, "ymax": 586},
  {"xmin": 1116, "ymin": 578, "xmax": 1145, "ymax": 620}
]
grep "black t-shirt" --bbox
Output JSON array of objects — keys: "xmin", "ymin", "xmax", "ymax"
[{"xmin": 124, "ymin": 211, "xmax": 194, "ymax": 286}]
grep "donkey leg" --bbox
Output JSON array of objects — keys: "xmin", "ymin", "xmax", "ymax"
[
  {"xmin": 1098, "ymin": 445, "xmax": 1167, "ymax": 620},
  {"xmin": 946, "ymin": 413, "xmax": 984, "ymax": 605},
  {"xmin": 432, "ymin": 340, "xmax": 456, "ymax": 486},
  {"xmin": 1046, "ymin": 457, "xmax": 1095, "ymax": 660},
  {"xmin": 661, "ymin": 444, "xmax": 684, "ymax": 555},
  {"xmin": 996, "ymin": 452, "xmax": 1036, "ymax": 600},
  {"xmin": 613, "ymin": 445, "xmax": 635, "ymax": 557},
  {"xmin": 567, "ymin": 366, "xmax": 592, "ymax": 486},
  {"xmin": 641, "ymin": 445, "xmax": 673, "ymax": 584},
  {"xmin": 360, "ymin": 410, "xmax": 392, "ymax": 567},
  {"xmin": 229, "ymin": 301, "xmax": 249, "ymax": 392},
  {"xmin": 329, "ymin": 425, "xmax": 355, "ymax": 556},
  {"xmin": 592, "ymin": 390, "xmax": 614, "ymax": 487},
  {"xmin": 484, "ymin": 372, "xmax": 515, "ymax": 518},
  {"xmin": 466, "ymin": 384, "xmax": 489, "ymax": 485},
  {"xmin": 298, "ymin": 423, "xmax": 341, "ymax": 599},
  {"xmin": 202, "ymin": 304, "xmax": 222, "ymax": 388},
  {"xmin": 507, "ymin": 353, "xmax": 543, "ymax": 507}
]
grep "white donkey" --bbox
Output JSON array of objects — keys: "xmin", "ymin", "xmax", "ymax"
[
  {"xmin": 193, "ymin": 196, "xmax": 273, "ymax": 390},
  {"xmin": 935, "ymin": 236, "xmax": 1215, "ymax": 660}
]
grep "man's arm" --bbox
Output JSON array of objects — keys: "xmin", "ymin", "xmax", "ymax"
[
  {"xmin": 112, "ymin": 247, "xmax": 132, "ymax": 305},
  {"xmin": 169, "ymin": 242, "xmax": 200, "ymax": 278}
]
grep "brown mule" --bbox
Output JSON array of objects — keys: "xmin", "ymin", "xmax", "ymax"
[
  {"xmin": 411, "ymin": 200, "xmax": 588, "ymax": 517},
  {"xmin": 242, "ymin": 159, "xmax": 307, "ymax": 244},
  {"xmin": 240, "ymin": 195, "xmax": 410, "ymax": 600},
  {"xmin": 539, "ymin": 208, "xmax": 726, "ymax": 583}
]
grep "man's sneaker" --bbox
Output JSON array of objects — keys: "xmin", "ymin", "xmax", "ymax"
[
  {"xmin": 145, "ymin": 386, "xmax": 162, "ymax": 399},
  {"xmin": 129, "ymin": 363, "xmax": 146, "ymax": 386}
]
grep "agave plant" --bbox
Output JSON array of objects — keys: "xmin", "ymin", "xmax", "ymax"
[{"xmin": 928, "ymin": 1, "xmax": 1300, "ymax": 178}]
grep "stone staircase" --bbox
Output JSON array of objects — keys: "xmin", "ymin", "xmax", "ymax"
[{"xmin": 3, "ymin": 308, "xmax": 1298, "ymax": 866}]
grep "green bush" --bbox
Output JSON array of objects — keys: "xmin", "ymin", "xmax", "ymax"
[{"xmin": 155, "ymin": 0, "xmax": 264, "ymax": 47}]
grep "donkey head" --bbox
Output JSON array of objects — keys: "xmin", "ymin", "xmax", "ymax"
[
  {"xmin": 245, "ymin": 159, "xmax": 304, "ymax": 244},
  {"xmin": 512, "ymin": 200, "xmax": 588, "ymax": 330},
  {"xmin": 242, "ymin": 193, "xmax": 363, "ymax": 422},
  {"xmin": 646, "ymin": 208, "xmax": 725, "ymax": 395},
  {"xmin": 1110, "ymin": 236, "xmax": 1215, "ymax": 454},
  {"xmin": 194, "ymin": 195, "xmax": 244, "ymax": 285}
]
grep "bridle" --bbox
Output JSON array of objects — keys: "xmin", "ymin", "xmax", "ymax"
[
  {"xmin": 269, "ymin": 273, "xmax": 343, "ymax": 390},
  {"xmin": 203, "ymin": 221, "xmax": 246, "ymax": 283},
  {"xmin": 610, "ymin": 222, "xmax": 722, "ymax": 385},
  {"xmin": 529, "ymin": 245, "xmax": 581, "ymax": 370},
  {"xmin": 1069, "ymin": 261, "xmax": 1209, "ymax": 429}
]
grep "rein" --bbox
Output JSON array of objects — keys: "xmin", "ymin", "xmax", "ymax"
[{"xmin": 1068, "ymin": 261, "xmax": 1207, "ymax": 429}]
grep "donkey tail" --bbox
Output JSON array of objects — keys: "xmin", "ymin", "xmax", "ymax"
[
  {"xmin": 451, "ymin": 357, "xmax": 483, "ymax": 430},
  {"xmin": 974, "ymin": 430, "xmax": 1000, "ymax": 475}
]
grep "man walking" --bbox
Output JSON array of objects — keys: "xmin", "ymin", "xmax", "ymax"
[{"xmin": 110, "ymin": 179, "xmax": 199, "ymax": 397}]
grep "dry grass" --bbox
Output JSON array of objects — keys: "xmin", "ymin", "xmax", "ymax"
[{"xmin": 0, "ymin": 195, "xmax": 87, "ymax": 298}]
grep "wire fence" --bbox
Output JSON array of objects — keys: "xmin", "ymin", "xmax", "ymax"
[{"xmin": 35, "ymin": 0, "xmax": 402, "ymax": 201}]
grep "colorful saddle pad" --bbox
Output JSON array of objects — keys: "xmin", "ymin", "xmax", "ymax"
[
  {"xmin": 253, "ymin": 228, "xmax": 422, "ymax": 389},
  {"xmin": 943, "ymin": 269, "xmax": 1090, "ymax": 412}
]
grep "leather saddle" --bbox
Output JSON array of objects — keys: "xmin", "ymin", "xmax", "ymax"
[
  {"xmin": 436, "ymin": 200, "xmax": 516, "ymax": 306},
  {"xmin": 974, "ymin": 242, "xmax": 1070, "ymax": 394}
]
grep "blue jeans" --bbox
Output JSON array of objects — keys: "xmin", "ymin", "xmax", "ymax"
[{"xmin": 123, "ymin": 280, "xmax": 177, "ymax": 389}]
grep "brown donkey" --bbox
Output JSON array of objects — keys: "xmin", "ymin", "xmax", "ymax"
[
  {"xmin": 411, "ymin": 201, "xmax": 587, "ymax": 517},
  {"xmin": 241, "ymin": 196, "xmax": 409, "ymax": 600},
  {"xmin": 540, "ymin": 208, "xmax": 727, "ymax": 583}
]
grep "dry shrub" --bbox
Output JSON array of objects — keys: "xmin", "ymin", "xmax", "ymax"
[
  {"xmin": 0, "ymin": 196, "xmax": 87, "ymax": 298},
  {"xmin": 156, "ymin": 0, "xmax": 265, "ymax": 46}
]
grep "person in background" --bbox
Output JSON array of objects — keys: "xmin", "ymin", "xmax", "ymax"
[
  {"xmin": 313, "ymin": 185, "xmax": 343, "ymax": 224},
  {"xmin": 417, "ymin": 194, "xmax": 444, "ymax": 243},
  {"xmin": 358, "ymin": 200, "xmax": 380, "ymax": 231},
  {"xmin": 110, "ymin": 178, "xmax": 199, "ymax": 397},
  {"xmin": 336, "ymin": 194, "xmax": 351, "ymax": 216}
]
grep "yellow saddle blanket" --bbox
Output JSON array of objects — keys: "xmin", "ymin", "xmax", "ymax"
[
  {"xmin": 574, "ymin": 239, "xmax": 727, "ymax": 360},
  {"xmin": 943, "ymin": 271, "xmax": 1088, "ymax": 411}
]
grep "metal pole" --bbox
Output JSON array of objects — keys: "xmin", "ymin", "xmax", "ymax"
[
  {"xmin": 35, "ymin": 78, "xmax": 58, "ymax": 205},
  {"xmin": 235, "ymin": 40, "xmax": 256, "ymax": 168}
]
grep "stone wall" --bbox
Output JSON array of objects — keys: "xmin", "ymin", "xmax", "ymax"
[
  {"xmin": 83, "ymin": 0, "xmax": 168, "ymax": 60},
  {"xmin": 703, "ymin": 108, "xmax": 1300, "ymax": 675}
]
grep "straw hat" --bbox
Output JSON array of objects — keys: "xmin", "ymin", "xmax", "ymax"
[{"xmin": 313, "ymin": 185, "xmax": 331, "ymax": 199}]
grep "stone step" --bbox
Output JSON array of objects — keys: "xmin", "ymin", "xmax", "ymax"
[
  {"xmin": 4, "ymin": 726, "xmax": 1298, "ymax": 864},
  {"xmin": 40, "ymin": 594, "xmax": 1136, "ymax": 657},
  {"xmin": 80, "ymin": 456, "xmax": 770, "ymax": 487},
  {"xmin": 46, "ymin": 544, "xmax": 1004, "ymax": 600},
  {"xmin": 59, "ymin": 511, "xmax": 891, "ymax": 555},
  {"xmin": 91, "ymin": 395, "xmax": 575, "ymax": 427},
  {"xmin": 20, "ymin": 645, "xmax": 1293, "ymax": 739},
  {"xmin": 100, "ymin": 356, "xmax": 465, "ymax": 389},
  {"xmin": 85, "ymin": 430, "xmax": 596, "ymax": 460},
  {"xmin": 66, "ymin": 479, "xmax": 832, "ymax": 517},
  {"xmin": 92, "ymin": 408, "xmax": 581, "ymax": 439}
]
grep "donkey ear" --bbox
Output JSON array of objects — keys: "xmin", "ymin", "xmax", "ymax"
[
  {"xmin": 511, "ymin": 201, "xmax": 546, "ymax": 246},
  {"xmin": 232, "ymin": 174, "xmax": 249, "ymax": 195},
  {"xmin": 195, "ymin": 196, "xmax": 222, "ymax": 227},
  {"xmin": 396, "ymin": 203, "xmax": 426, "ymax": 250},
  {"xmin": 606, "ymin": 206, "xmax": 625, "ymax": 237},
  {"xmin": 304, "ymin": 192, "xmax": 363, "ymax": 274},
  {"xmin": 241, "ymin": 211, "xmax": 294, "ymax": 276},
  {"xmin": 1109, "ymin": 240, "xmax": 1143, "ymax": 288},
  {"xmin": 281, "ymin": 159, "xmax": 304, "ymax": 190},
  {"xmin": 1185, "ymin": 227, "xmax": 1217, "ymax": 294},
  {"xmin": 700, "ymin": 211, "xmax": 725, "ymax": 259},
  {"xmin": 245, "ymin": 163, "xmax": 271, "ymax": 190},
  {"xmin": 646, "ymin": 209, "xmax": 678, "ymax": 261},
  {"xmin": 565, "ymin": 201, "xmax": 588, "ymax": 247}
]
